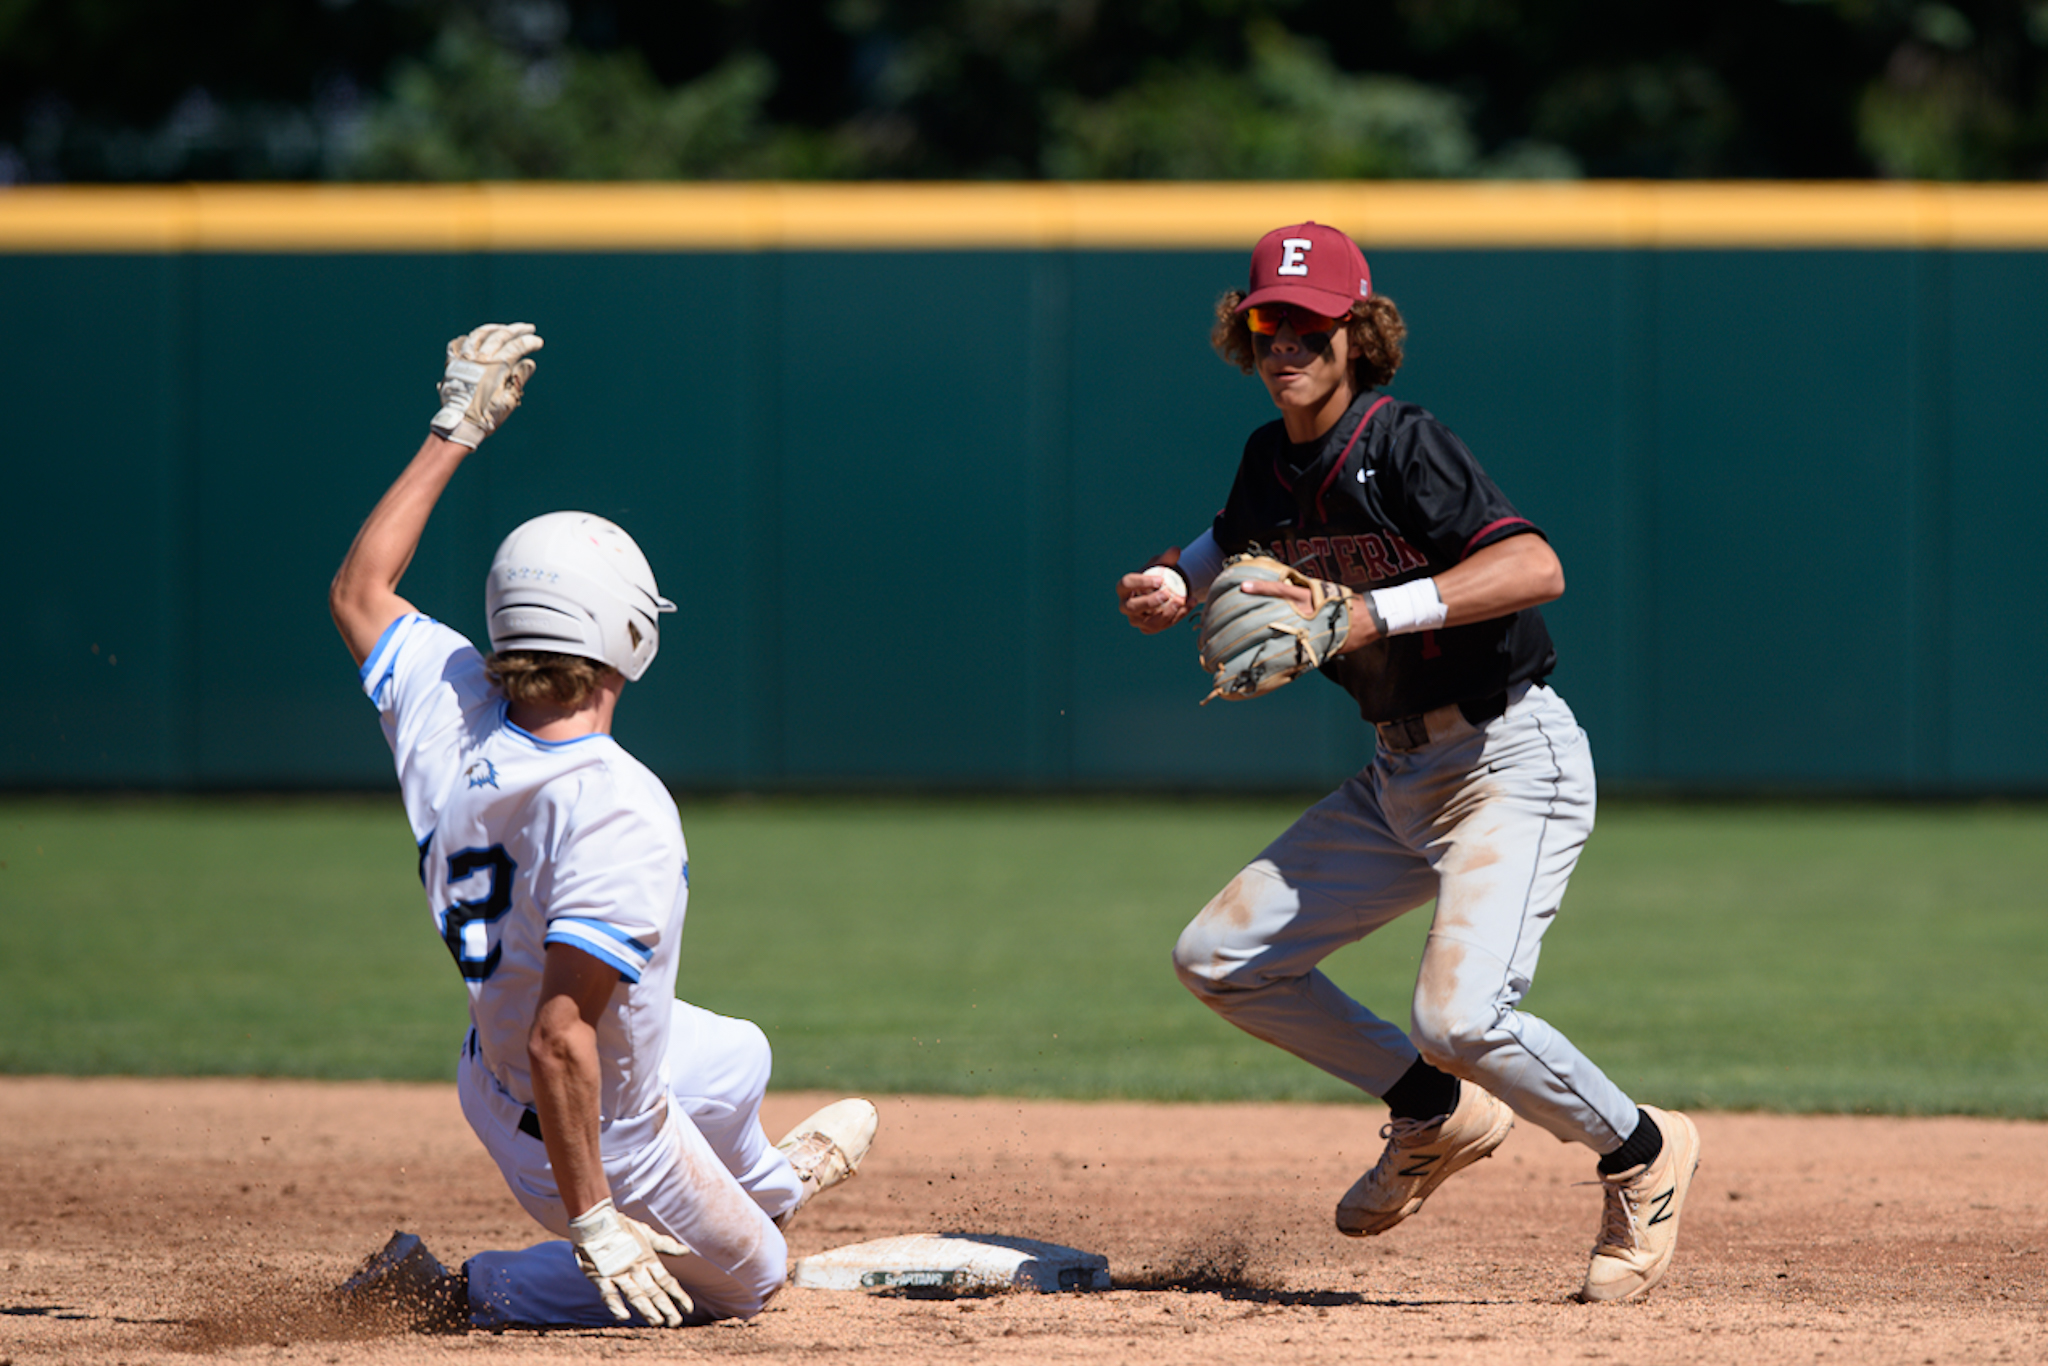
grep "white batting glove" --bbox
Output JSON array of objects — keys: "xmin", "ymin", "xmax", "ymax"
[
  {"xmin": 566, "ymin": 1198, "xmax": 694, "ymax": 1327},
  {"xmin": 430, "ymin": 322, "xmax": 544, "ymax": 448}
]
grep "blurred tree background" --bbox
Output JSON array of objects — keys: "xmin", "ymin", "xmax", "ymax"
[{"xmin": 2, "ymin": 0, "xmax": 2044, "ymax": 182}]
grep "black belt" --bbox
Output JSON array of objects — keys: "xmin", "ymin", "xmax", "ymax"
[
  {"xmin": 1376, "ymin": 690, "xmax": 1509, "ymax": 752},
  {"xmin": 470, "ymin": 1029, "xmax": 547, "ymax": 1142},
  {"xmin": 462, "ymin": 1032, "xmax": 544, "ymax": 1146},
  {"xmin": 1458, "ymin": 690, "xmax": 1510, "ymax": 725}
]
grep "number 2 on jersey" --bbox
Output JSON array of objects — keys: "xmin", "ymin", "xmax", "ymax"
[{"xmin": 441, "ymin": 844, "xmax": 516, "ymax": 980}]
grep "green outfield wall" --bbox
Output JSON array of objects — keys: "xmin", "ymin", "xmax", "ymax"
[{"xmin": 5, "ymin": 183, "xmax": 2045, "ymax": 794}]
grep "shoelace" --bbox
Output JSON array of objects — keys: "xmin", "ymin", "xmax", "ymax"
[
  {"xmin": 782, "ymin": 1131, "xmax": 847, "ymax": 1185},
  {"xmin": 1586, "ymin": 1170, "xmax": 1646, "ymax": 1252},
  {"xmin": 1367, "ymin": 1114, "xmax": 1445, "ymax": 1183}
]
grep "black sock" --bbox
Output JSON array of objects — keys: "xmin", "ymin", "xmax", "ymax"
[
  {"xmin": 1597, "ymin": 1107, "xmax": 1664, "ymax": 1175},
  {"xmin": 1380, "ymin": 1059, "xmax": 1460, "ymax": 1122}
]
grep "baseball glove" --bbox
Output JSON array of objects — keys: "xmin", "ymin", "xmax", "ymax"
[{"xmin": 1197, "ymin": 554, "xmax": 1352, "ymax": 703}]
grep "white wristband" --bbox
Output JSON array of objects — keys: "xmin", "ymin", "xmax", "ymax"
[
  {"xmin": 1370, "ymin": 578, "xmax": 1448, "ymax": 635},
  {"xmin": 430, "ymin": 414, "xmax": 486, "ymax": 448}
]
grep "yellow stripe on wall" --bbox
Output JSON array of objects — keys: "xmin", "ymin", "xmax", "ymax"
[{"xmin": 2, "ymin": 182, "xmax": 2045, "ymax": 252}]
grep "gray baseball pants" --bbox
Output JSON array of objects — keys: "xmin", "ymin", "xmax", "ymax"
[{"xmin": 1173, "ymin": 682, "xmax": 1639, "ymax": 1152}]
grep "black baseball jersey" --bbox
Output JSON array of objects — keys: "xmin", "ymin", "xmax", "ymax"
[{"xmin": 1211, "ymin": 389, "xmax": 1557, "ymax": 724}]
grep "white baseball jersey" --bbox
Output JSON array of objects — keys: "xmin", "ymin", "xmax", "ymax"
[{"xmin": 360, "ymin": 613, "xmax": 687, "ymax": 1131}]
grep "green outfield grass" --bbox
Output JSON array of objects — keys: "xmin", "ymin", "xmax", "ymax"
[{"xmin": 0, "ymin": 795, "xmax": 2041, "ymax": 1116}]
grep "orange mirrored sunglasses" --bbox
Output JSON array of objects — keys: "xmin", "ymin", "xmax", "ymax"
[{"xmin": 1245, "ymin": 303, "xmax": 1349, "ymax": 337}]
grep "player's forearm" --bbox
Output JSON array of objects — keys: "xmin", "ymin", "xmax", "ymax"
[
  {"xmin": 334, "ymin": 435, "xmax": 471, "ymax": 600},
  {"xmin": 328, "ymin": 435, "xmax": 471, "ymax": 661},
  {"xmin": 528, "ymin": 1004, "xmax": 613, "ymax": 1219},
  {"xmin": 1434, "ymin": 533, "xmax": 1563, "ymax": 626},
  {"xmin": 1333, "ymin": 534, "xmax": 1561, "ymax": 655}
]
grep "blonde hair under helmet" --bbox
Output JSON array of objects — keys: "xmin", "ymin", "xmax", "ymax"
[{"xmin": 485, "ymin": 512, "xmax": 676, "ymax": 681}]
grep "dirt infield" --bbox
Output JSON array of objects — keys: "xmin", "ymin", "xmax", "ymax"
[{"xmin": 2, "ymin": 1078, "xmax": 2042, "ymax": 1365}]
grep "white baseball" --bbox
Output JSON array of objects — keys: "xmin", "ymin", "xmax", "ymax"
[{"xmin": 1146, "ymin": 568, "xmax": 1186, "ymax": 603}]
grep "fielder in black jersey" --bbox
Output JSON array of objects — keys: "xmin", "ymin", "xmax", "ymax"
[
  {"xmin": 1115, "ymin": 222, "xmax": 1701, "ymax": 1303},
  {"xmin": 1213, "ymin": 388, "xmax": 1558, "ymax": 723}
]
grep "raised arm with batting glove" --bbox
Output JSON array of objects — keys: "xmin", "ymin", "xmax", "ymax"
[{"xmin": 329, "ymin": 322, "xmax": 545, "ymax": 666}]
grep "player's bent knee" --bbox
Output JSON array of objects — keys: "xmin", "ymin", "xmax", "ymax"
[
  {"xmin": 718, "ymin": 1277, "xmax": 783, "ymax": 1323},
  {"xmin": 1171, "ymin": 943, "xmax": 1282, "ymax": 1018},
  {"xmin": 728, "ymin": 1018, "xmax": 774, "ymax": 1098},
  {"xmin": 1408, "ymin": 999, "xmax": 1501, "ymax": 1072},
  {"xmin": 665, "ymin": 1236, "xmax": 788, "ymax": 1323},
  {"xmin": 1172, "ymin": 884, "xmax": 1275, "ymax": 993},
  {"xmin": 1171, "ymin": 926, "xmax": 1238, "ymax": 998}
]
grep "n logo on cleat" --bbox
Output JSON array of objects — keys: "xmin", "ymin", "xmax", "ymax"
[
  {"xmin": 1398, "ymin": 1154, "xmax": 1441, "ymax": 1178},
  {"xmin": 1646, "ymin": 1186, "xmax": 1677, "ymax": 1226}
]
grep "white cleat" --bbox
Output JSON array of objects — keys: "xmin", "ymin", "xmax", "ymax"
[
  {"xmin": 773, "ymin": 1097, "xmax": 879, "ymax": 1231},
  {"xmin": 1578, "ymin": 1106, "xmax": 1702, "ymax": 1303},
  {"xmin": 1336, "ymin": 1083, "xmax": 1515, "ymax": 1237}
]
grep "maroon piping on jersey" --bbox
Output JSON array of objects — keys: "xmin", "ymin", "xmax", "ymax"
[
  {"xmin": 1270, "ymin": 395, "xmax": 1394, "ymax": 523},
  {"xmin": 1461, "ymin": 516, "xmax": 1535, "ymax": 560}
]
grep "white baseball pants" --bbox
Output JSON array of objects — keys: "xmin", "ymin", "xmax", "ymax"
[
  {"xmin": 459, "ymin": 1000, "xmax": 804, "ymax": 1326},
  {"xmin": 1173, "ymin": 682, "xmax": 1640, "ymax": 1152}
]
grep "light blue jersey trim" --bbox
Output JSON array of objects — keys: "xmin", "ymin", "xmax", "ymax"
[
  {"xmin": 359, "ymin": 613, "xmax": 433, "ymax": 707},
  {"xmin": 506, "ymin": 717, "xmax": 611, "ymax": 749},
  {"xmin": 546, "ymin": 917, "xmax": 653, "ymax": 982}
]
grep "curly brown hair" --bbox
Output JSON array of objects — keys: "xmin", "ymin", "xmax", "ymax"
[
  {"xmin": 1211, "ymin": 291, "xmax": 1407, "ymax": 392},
  {"xmin": 484, "ymin": 649, "xmax": 617, "ymax": 709}
]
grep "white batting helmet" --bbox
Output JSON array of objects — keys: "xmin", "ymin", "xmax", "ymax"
[{"xmin": 485, "ymin": 512, "xmax": 676, "ymax": 682}]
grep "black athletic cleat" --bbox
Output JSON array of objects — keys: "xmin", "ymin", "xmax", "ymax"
[{"xmin": 337, "ymin": 1231, "xmax": 470, "ymax": 1333}]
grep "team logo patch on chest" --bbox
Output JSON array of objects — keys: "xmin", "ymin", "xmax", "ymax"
[{"xmin": 464, "ymin": 757, "xmax": 500, "ymax": 790}]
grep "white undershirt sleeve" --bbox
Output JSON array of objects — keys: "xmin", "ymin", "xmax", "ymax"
[{"xmin": 1173, "ymin": 528, "xmax": 1227, "ymax": 601}]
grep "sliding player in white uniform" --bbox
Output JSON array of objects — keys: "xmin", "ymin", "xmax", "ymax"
[{"xmin": 330, "ymin": 323, "xmax": 877, "ymax": 1331}]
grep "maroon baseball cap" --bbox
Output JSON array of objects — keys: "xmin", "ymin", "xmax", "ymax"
[{"xmin": 1237, "ymin": 222, "xmax": 1373, "ymax": 316}]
